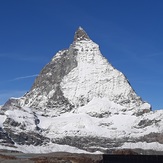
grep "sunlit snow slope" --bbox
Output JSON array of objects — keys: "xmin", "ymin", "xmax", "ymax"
[{"xmin": 1, "ymin": 27, "xmax": 163, "ymax": 154}]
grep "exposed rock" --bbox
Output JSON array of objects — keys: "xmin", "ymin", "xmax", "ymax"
[
  {"xmin": 137, "ymin": 119, "xmax": 160, "ymax": 128},
  {"xmin": 0, "ymin": 27, "xmax": 162, "ymax": 154},
  {"xmin": 52, "ymin": 136, "xmax": 127, "ymax": 153},
  {"xmin": 74, "ymin": 26, "xmax": 90, "ymax": 41},
  {"xmin": 140, "ymin": 133, "xmax": 163, "ymax": 144},
  {"xmin": 3, "ymin": 129, "xmax": 49, "ymax": 145},
  {"xmin": 0, "ymin": 127, "xmax": 14, "ymax": 145},
  {"xmin": 23, "ymin": 49, "xmax": 77, "ymax": 116}
]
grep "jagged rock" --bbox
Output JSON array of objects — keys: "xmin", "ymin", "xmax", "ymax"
[
  {"xmin": 1, "ymin": 27, "xmax": 151, "ymax": 116},
  {"xmin": 74, "ymin": 26, "xmax": 90, "ymax": 41},
  {"xmin": 112, "ymin": 149, "xmax": 139, "ymax": 155},
  {"xmin": 0, "ymin": 27, "xmax": 163, "ymax": 154},
  {"xmin": 0, "ymin": 127, "xmax": 14, "ymax": 145},
  {"xmin": 138, "ymin": 119, "xmax": 160, "ymax": 128},
  {"xmin": 3, "ymin": 130, "xmax": 49, "ymax": 145}
]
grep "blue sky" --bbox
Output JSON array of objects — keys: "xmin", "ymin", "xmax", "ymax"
[{"xmin": 0, "ymin": 0, "xmax": 163, "ymax": 110}]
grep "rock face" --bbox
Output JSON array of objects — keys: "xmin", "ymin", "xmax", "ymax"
[
  {"xmin": 2, "ymin": 27, "xmax": 150, "ymax": 116},
  {"xmin": 0, "ymin": 27, "xmax": 163, "ymax": 154}
]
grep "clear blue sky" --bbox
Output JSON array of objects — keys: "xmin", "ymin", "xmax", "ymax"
[{"xmin": 0, "ymin": 0, "xmax": 163, "ymax": 110}]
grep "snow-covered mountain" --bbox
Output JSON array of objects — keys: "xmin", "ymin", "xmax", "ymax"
[{"xmin": 0, "ymin": 27, "xmax": 163, "ymax": 154}]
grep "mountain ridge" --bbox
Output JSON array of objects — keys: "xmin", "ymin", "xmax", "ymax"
[{"xmin": 0, "ymin": 27, "xmax": 163, "ymax": 154}]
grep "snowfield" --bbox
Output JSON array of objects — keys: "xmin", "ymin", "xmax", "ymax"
[
  {"xmin": 1, "ymin": 97, "xmax": 163, "ymax": 153},
  {"xmin": 0, "ymin": 27, "xmax": 162, "ymax": 154}
]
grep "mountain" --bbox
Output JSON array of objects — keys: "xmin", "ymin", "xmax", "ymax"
[{"xmin": 0, "ymin": 27, "xmax": 163, "ymax": 154}]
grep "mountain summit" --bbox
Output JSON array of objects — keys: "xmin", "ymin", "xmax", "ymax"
[
  {"xmin": 1, "ymin": 27, "xmax": 163, "ymax": 154},
  {"xmin": 6, "ymin": 26, "xmax": 150, "ymax": 116},
  {"xmin": 74, "ymin": 26, "xmax": 90, "ymax": 41}
]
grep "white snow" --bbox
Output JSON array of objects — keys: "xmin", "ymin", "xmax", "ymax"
[
  {"xmin": 52, "ymin": 49, "xmax": 68, "ymax": 61},
  {"xmin": 16, "ymin": 143, "xmax": 92, "ymax": 154},
  {"xmin": 121, "ymin": 142, "xmax": 163, "ymax": 151},
  {"xmin": 35, "ymin": 97, "xmax": 163, "ymax": 141},
  {"xmin": 60, "ymin": 40, "xmax": 150, "ymax": 111},
  {"xmin": 0, "ymin": 30, "xmax": 160, "ymax": 154},
  {"xmin": 0, "ymin": 143, "xmax": 99, "ymax": 154},
  {"xmin": 1, "ymin": 96, "xmax": 163, "ymax": 153},
  {"xmin": 76, "ymin": 97, "xmax": 126, "ymax": 116},
  {"xmin": 5, "ymin": 107, "xmax": 36, "ymax": 131},
  {"xmin": 0, "ymin": 144, "xmax": 18, "ymax": 151},
  {"xmin": 0, "ymin": 115, "xmax": 6, "ymax": 127}
]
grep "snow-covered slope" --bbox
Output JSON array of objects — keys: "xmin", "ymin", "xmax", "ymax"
[
  {"xmin": 60, "ymin": 39, "xmax": 145, "ymax": 110},
  {"xmin": 2, "ymin": 27, "xmax": 150, "ymax": 116},
  {"xmin": 0, "ymin": 27, "xmax": 163, "ymax": 154}
]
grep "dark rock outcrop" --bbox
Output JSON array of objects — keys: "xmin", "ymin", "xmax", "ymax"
[{"xmin": 74, "ymin": 26, "xmax": 90, "ymax": 41}]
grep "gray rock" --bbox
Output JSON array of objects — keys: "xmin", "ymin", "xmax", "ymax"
[
  {"xmin": 0, "ymin": 127, "xmax": 14, "ymax": 145},
  {"xmin": 0, "ymin": 27, "xmax": 158, "ymax": 154},
  {"xmin": 74, "ymin": 26, "xmax": 90, "ymax": 41},
  {"xmin": 137, "ymin": 119, "xmax": 160, "ymax": 128},
  {"xmin": 23, "ymin": 48, "xmax": 78, "ymax": 115},
  {"xmin": 3, "ymin": 128, "xmax": 49, "ymax": 146}
]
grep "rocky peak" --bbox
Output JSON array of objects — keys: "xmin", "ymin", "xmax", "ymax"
[
  {"xmin": 2, "ymin": 27, "xmax": 151, "ymax": 115},
  {"xmin": 0, "ymin": 27, "xmax": 160, "ymax": 155},
  {"xmin": 74, "ymin": 26, "xmax": 90, "ymax": 41}
]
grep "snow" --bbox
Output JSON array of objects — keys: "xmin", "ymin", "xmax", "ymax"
[
  {"xmin": 2, "ymin": 141, "xmax": 163, "ymax": 154},
  {"xmin": 38, "ymin": 112, "xmax": 103, "ymax": 138},
  {"xmin": 35, "ymin": 97, "xmax": 162, "ymax": 140},
  {"xmin": 0, "ymin": 29, "xmax": 160, "ymax": 154},
  {"xmin": 0, "ymin": 115, "xmax": 6, "ymax": 127},
  {"xmin": 1, "ymin": 95, "xmax": 163, "ymax": 153},
  {"xmin": 0, "ymin": 144, "xmax": 18, "ymax": 151},
  {"xmin": 5, "ymin": 107, "xmax": 36, "ymax": 131},
  {"xmin": 60, "ymin": 40, "xmax": 149, "ymax": 111},
  {"xmin": 121, "ymin": 142, "xmax": 163, "ymax": 151},
  {"xmin": 0, "ymin": 143, "xmax": 99, "ymax": 154},
  {"xmin": 16, "ymin": 143, "xmax": 92, "ymax": 154},
  {"xmin": 78, "ymin": 26, "xmax": 83, "ymax": 30},
  {"xmin": 52, "ymin": 49, "xmax": 68, "ymax": 61},
  {"xmin": 76, "ymin": 97, "xmax": 126, "ymax": 116}
]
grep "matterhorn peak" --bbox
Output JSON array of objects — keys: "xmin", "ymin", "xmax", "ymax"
[
  {"xmin": 2, "ymin": 27, "xmax": 162, "ymax": 156},
  {"xmin": 74, "ymin": 26, "xmax": 90, "ymax": 41}
]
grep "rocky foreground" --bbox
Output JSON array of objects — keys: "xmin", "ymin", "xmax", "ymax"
[
  {"xmin": 0, "ymin": 151, "xmax": 102, "ymax": 163},
  {"xmin": 1, "ymin": 149, "xmax": 163, "ymax": 163}
]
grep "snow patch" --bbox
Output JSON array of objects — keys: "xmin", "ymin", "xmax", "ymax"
[
  {"xmin": 121, "ymin": 142, "xmax": 163, "ymax": 151},
  {"xmin": 0, "ymin": 115, "xmax": 6, "ymax": 127},
  {"xmin": 16, "ymin": 142, "xmax": 100, "ymax": 154}
]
